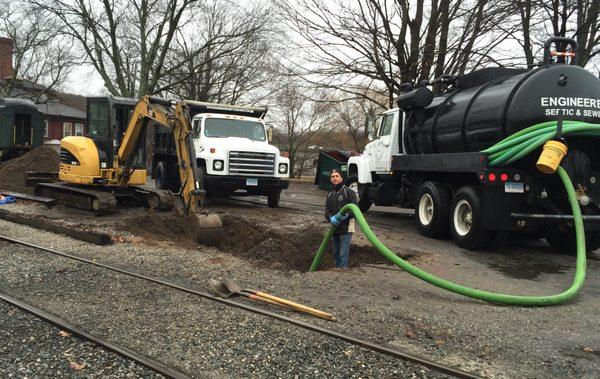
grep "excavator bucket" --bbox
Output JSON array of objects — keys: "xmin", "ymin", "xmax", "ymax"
[{"xmin": 184, "ymin": 212, "xmax": 224, "ymax": 247}]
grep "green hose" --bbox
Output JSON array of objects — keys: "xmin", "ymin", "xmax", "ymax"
[{"xmin": 309, "ymin": 120, "xmax": 599, "ymax": 306}]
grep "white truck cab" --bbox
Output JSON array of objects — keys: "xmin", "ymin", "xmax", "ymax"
[
  {"xmin": 347, "ymin": 109, "xmax": 403, "ymax": 209},
  {"xmin": 153, "ymin": 101, "xmax": 289, "ymax": 207}
]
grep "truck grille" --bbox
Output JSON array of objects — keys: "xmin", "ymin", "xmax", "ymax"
[{"xmin": 228, "ymin": 151, "xmax": 275, "ymax": 176}]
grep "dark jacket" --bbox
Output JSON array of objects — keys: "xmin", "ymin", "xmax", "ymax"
[{"xmin": 325, "ymin": 183, "xmax": 358, "ymax": 234}]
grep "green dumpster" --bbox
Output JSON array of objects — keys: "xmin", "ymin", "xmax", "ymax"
[{"xmin": 314, "ymin": 150, "xmax": 356, "ymax": 191}]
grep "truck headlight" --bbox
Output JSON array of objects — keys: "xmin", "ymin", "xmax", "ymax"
[
  {"xmin": 213, "ymin": 160, "xmax": 224, "ymax": 171},
  {"xmin": 278, "ymin": 163, "xmax": 288, "ymax": 174}
]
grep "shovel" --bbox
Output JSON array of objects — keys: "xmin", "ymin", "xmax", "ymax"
[
  {"xmin": 209, "ymin": 278, "xmax": 336, "ymax": 321},
  {"xmin": 208, "ymin": 278, "xmax": 292, "ymax": 308}
]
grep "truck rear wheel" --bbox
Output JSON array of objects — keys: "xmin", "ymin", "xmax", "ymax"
[
  {"xmin": 347, "ymin": 177, "xmax": 372, "ymax": 212},
  {"xmin": 156, "ymin": 161, "xmax": 179, "ymax": 193},
  {"xmin": 449, "ymin": 186, "xmax": 491, "ymax": 250},
  {"xmin": 545, "ymin": 227, "xmax": 600, "ymax": 254},
  {"xmin": 156, "ymin": 161, "xmax": 170, "ymax": 191},
  {"xmin": 267, "ymin": 189, "xmax": 281, "ymax": 208},
  {"xmin": 485, "ymin": 230, "xmax": 511, "ymax": 250},
  {"xmin": 415, "ymin": 181, "xmax": 450, "ymax": 238}
]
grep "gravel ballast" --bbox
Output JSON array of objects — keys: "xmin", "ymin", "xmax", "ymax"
[
  {"xmin": 0, "ymin": 239, "xmax": 446, "ymax": 378},
  {"xmin": 0, "ymin": 300, "xmax": 162, "ymax": 378}
]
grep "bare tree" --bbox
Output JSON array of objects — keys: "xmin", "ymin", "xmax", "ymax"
[
  {"xmin": 272, "ymin": 84, "xmax": 335, "ymax": 178},
  {"xmin": 331, "ymin": 90, "xmax": 386, "ymax": 152},
  {"xmin": 163, "ymin": 1, "xmax": 278, "ymax": 104},
  {"xmin": 507, "ymin": 0, "xmax": 600, "ymax": 67},
  {"xmin": 0, "ymin": 0, "xmax": 77, "ymax": 100},
  {"xmin": 275, "ymin": 0, "xmax": 516, "ymax": 106},
  {"xmin": 541, "ymin": 0, "xmax": 600, "ymax": 66},
  {"xmin": 36, "ymin": 0, "xmax": 202, "ymax": 97}
]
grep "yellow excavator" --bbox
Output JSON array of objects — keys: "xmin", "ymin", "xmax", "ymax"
[{"xmin": 34, "ymin": 95, "xmax": 223, "ymax": 245}]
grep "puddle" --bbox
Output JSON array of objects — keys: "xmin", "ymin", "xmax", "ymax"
[{"xmin": 486, "ymin": 261, "xmax": 569, "ymax": 280}]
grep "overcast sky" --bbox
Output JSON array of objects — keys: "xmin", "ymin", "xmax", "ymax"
[{"xmin": 63, "ymin": 65, "xmax": 105, "ymax": 96}]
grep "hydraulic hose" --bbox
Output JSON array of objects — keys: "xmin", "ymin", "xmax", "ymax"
[{"xmin": 309, "ymin": 120, "xmax": 599, "ymax": 306}]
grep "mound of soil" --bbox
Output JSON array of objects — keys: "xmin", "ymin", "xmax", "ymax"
[
  {"xmin": 118, "ymin": 211, "xmax": 208, "ymax": 250},
  {"xmin": 118, "ymin": 211, "xmax": 403, "ymax": 271},
  {"xmin": 0, "ymin": 146, "xmax": 59, "ymax": 194}
]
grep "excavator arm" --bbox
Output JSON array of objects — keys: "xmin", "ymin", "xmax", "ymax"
[
  {"xmin": 171, "ymin": 101, "xmax": 203, "ymax": 215},
  {"xmin": 115, "ymin": 95, "xmax": 203, "ymax": 214}
]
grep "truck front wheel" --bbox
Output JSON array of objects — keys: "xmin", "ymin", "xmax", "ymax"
[
  {"xmin": 267, "ymin": 189, "xmax": 281, "ymax": 208},
  {"xmin": 347, "ymin": 177, "xmax": 372, "ymax": 212},
  {"xmin": 449, "ymin": 186, "xmax": 491, "ymax": 250},
  {"xmin": 415, "ymin": 181, "xmax": 450, "ymax": 238}
]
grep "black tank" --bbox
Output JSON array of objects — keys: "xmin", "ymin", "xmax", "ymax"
[{"xmin": 403, "ymin": 64, "xmax": 600, "ymax": 154}]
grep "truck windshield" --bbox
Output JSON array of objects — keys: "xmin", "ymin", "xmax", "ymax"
[{"xmin": 204, "ymin": 118, "xmax": 266, "ymax": 141}]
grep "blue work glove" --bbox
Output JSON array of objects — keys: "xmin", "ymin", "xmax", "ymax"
[
  {"xmin": 329, "ymin": 214, "xmax": 348, "ymax": 226},
  {"xmin": 329, "ymin": 215, "xmax": 342, "ymax": 226}
]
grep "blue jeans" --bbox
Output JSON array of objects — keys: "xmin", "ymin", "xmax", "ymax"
[{"xmin": 332, "ymin": 233, "xmax": 352, "ymax": 268}]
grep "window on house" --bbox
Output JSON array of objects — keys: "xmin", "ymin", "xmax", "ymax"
[
  {"xmin": 44, "ymin": 120, "xmax": 49, "ymax": 138},
  {"xmin": 75, "ymin": 123, "xmax": 83, "ymax": 136},
  {"xmin": 63, "ymin": 122, "xmax": 72, "ymax": 138}
]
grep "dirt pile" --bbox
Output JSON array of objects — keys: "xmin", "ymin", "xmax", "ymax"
[
  {"xmin": 118, "ymin": 211, "xmax": 206, "ymax": 250},
  {"xmin": 0, "ymin": 146, "xmax": 59, "ymax": 194},
  {"xmin": 118, "ymin": 211, "xmax": 400, "ymax": 271}
]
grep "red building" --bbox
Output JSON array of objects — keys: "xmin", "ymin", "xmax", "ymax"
[
  {"xmin": 36, "ymin": 102, "xmax": 87, "ymax": 143},
  {"xmin": 1, "ymin": 37, "xmax": 87, "ymax": 145}
]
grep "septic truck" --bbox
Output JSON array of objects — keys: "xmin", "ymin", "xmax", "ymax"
[
  {"xmin": 152, "ymin": 101, "xmax": 290, "ymax": 207},
  {"xmin": 347, "ymin": 37, "xmax": 600, "ymax": 251}
]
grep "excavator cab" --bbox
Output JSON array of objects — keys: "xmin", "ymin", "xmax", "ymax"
[{"xmin": 86, "ymin": 96, "xmax": 146, "ymax": 175}]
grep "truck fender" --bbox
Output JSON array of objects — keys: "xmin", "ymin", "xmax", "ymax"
[{"xmin": 347, "ymin": 156, "xmax": 372, "ymax": 184}]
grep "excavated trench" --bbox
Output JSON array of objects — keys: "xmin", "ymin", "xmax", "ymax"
[{"xmin": 119, "ymin": 211, "xmax": 398, "ymax": 271}]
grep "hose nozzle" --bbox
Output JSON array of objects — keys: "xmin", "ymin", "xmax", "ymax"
[{"xmin": 536, "ymin": 140, "xmax": 568, "ymax": 174}]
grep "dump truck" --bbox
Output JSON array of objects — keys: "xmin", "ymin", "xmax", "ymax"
[
  {"xmin": 347, "ymin": 37, "xmax": 600, "ymax": 251},
  {"xmin": 152, "ymin": 101, "xmax": 290, "ymax": 207}
]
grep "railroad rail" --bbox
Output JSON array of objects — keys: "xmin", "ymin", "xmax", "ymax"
[
  {"xmin": 0, "ymin": 234, "xmax": 482, "ymax": 379},
  {"xmin": 0, "ymin": 291, "xmax": 188, "ymax": 379}
]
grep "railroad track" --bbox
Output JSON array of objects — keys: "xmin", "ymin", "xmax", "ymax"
[
  {"xmin": 0, "ymin": 234, "xmax": 482, "ymax": 379},
  {"xmin": 0, "ymin": 291, "xmax": 187, "ymax": 379}
]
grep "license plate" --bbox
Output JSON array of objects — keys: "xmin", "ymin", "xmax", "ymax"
[
  {"xmin": 505, "ymin": 182, "xmax": 524, "ymax": 193},
  {"xmin": 246, "ymin": 178, "xmax": 258, "ymax": 186}
]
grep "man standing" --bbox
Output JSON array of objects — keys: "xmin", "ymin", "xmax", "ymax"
[{"xmin": 325, "ymin": 170, "xmax": 358, "ymax": 269}]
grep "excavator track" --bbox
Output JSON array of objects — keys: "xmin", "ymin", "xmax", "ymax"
[
  {"xmin": 34, "ymin": 182, "xmax": 118, "ymax": 215},
  {"xmin": 33, "ymin": 183, "xmax": 175, "ymax": 215}
]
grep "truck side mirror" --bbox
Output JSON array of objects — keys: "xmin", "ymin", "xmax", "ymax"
[
  {"xmin": 267, "ymin": 126, "xmax": 273, "ymax": 142},
  {"xmin": 192, "ymin": 120, "xmax": 200, "ymax": 136},
  {"xmin": 368, "ymin": 132, "xmax": 374, "ymax": 141}
]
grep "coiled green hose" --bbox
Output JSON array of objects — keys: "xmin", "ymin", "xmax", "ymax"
[{"xmin": 309, "ymin": 120, "xmax": 600, "ymax": 306}]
